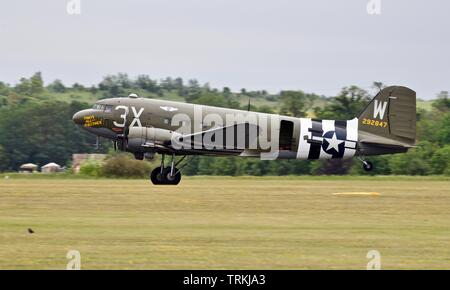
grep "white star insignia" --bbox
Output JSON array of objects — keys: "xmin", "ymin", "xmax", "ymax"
[{"xmin": 325, "ymin": 132, "xmax": 343, "ymax": 152}]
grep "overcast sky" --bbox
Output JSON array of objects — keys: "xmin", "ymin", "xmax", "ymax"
[{"xmin": 0, "ymin": 0, "xmax": 448, "ymax": 99}]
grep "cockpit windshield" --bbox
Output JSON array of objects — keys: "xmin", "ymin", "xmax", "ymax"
[
  {"xmin": 92, "ymin": 104, "xmax": 104, "ymax": 110},
  {"xmin": 92, "ymin": 104, "xmax": 114, "ymax": 111}
]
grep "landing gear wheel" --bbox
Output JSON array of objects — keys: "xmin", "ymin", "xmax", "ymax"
[
  {"xmin": 363, "ymin": 161, "xmax": 374, "ymax": 172},
  {"xmin": 150, "ymin": 154, "xmax": 185, "ymax": 185},
  {"xmin": 150, "ymin": 167, "xmax": 181, "ymax": 185},
  {"xmin": 150, "ymin": 167, "xmax": 166, "ymax": 185},
  {"xmin": 163, "ymin": 168, "xmax": 181, "ymax": 185}
]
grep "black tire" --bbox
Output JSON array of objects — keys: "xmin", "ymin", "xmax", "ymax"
[
  {"xmin": 163, "ymin": 168, "xmax": 181, "ymax": 185},
  {"xmin": 150, "ymin": 167, "xmax": 165, "ymax": 185},
  {"xmin": 363, "ymin": 161, "xmax": 374, "ymax": 172}
]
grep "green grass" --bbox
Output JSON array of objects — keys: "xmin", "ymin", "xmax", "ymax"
[{"xmin": 0, "ymin": 177, "xmax": 449, "ymax": 269}]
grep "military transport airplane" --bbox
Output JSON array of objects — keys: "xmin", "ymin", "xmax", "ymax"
[{"xmin": 73, "ymin": 86, "xmax": 416, "ymax": 185}]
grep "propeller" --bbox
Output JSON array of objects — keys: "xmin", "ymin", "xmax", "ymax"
[{"xmin": 116, "ymin": 118, "xmax": 130, "ymax": 151}]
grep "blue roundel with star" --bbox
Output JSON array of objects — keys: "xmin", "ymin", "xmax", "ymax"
[{"xmin": 321, "ymin": 131, "xmax": 345, "ymax": 158}]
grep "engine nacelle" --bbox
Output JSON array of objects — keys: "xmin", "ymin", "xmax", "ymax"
[{"xmin": 126, "ymin": 127, "xmax": 181, "ymax": 152}]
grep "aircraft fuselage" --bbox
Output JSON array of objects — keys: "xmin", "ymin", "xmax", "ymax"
[{"xmin": 73, "ymin": 97, "xmax": 360, "ymax": 160}]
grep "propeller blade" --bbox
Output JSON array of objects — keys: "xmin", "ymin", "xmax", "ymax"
[{"xmin": 122, "ymin": 118, "xmax": 130, "ymax": 150}]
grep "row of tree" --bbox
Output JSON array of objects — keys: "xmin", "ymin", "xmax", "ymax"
[{"xmin": 0, "ymin": 73, "xmax": 448, "ymax": 175}]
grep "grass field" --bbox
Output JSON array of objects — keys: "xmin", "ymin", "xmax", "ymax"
[{"xmin": 0, "ymin": 176, "xmax": 449, "ymax": 269}]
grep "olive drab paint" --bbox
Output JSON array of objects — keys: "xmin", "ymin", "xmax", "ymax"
[{"xmin": 73, "ymin": 86, "xmax": 417, "ymax": 184}]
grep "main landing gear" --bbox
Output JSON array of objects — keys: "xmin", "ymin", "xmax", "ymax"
[
  {"xmin": 150, "ymin": 154, "xmax": 188, "ymax": 185},
  {"xmin": 357, "ymin": 156, "xmax": 374, "ymax": 172}
]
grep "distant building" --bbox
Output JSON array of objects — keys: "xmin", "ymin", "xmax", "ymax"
[
  {"xmin": 41, "ymin": 162, "xmax": 62, "ymax": 173},
  {"xmin": 72, "ymin": 154, "xmax": 107, "ymax": 174},
  {"xmin": 19, "ymin": 163, "xmax": 38, "ymax": 173}
]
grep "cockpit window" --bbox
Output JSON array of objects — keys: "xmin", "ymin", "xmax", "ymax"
[
  {"xmin": 92, "ymin": 104, "xmax": 106, "ymax": 110},
  {"xmin": 104, "ymin": 105, "xmax": 113, "ymax": 113}
]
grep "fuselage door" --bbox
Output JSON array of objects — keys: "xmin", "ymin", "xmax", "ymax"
[{"xmin": 279, "ymin": 120, "xmax": 294, "ymax": 151}]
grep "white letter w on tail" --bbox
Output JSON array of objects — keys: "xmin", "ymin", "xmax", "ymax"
[{"xmin": 373, "ymin": 100, "xmax": 388, "ymax": 119}]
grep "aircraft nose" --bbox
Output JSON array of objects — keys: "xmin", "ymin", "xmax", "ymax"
[
  {"xmin": 72, "ymin": 111, "xmax": 84, "ymax": 125},
  {"xmin": 72, "ymin": 109, "xmax": 104, "ymax": 128}
]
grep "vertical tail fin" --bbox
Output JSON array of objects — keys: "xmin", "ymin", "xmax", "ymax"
[{"xmin": 358, "ymin": 86, "xmax": 416, "ymax": 147}]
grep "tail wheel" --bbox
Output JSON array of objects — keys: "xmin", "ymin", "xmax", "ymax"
[{"xmin": 363, "ymin": 161, "xmax": 374, "ymax": 172}]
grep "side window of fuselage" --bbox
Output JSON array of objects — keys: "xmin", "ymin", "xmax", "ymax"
[{"xmin": 104, "ymin": 105, "xmax": 113, "ymax": 113}]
